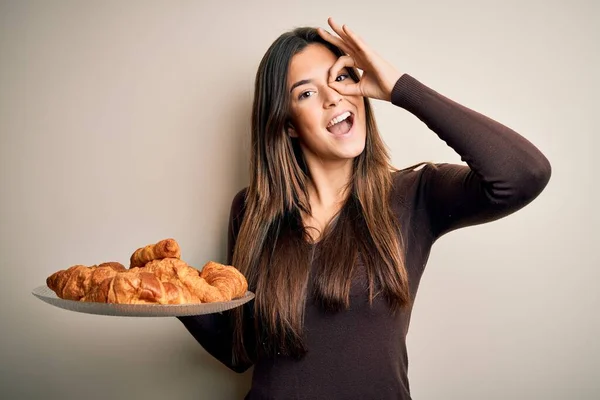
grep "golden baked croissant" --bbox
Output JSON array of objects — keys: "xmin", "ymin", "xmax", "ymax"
[
  {"xmin": 198, "ymin": 261, "xmax": 249, "ymax": 302},
  {"xmin": 136, "ymin": 258, "xmax": 248, "ymax": 303},
  {"xmin": 81, "ymin": 262, "xmax": 200, "ymax": 304},
  {"xmin": 46, "ymin": 262, "xmax": 127, "ymax": 301},
  {"xmin": 129, "ymin": 238, "xmax": 181, "ymax": 269}
]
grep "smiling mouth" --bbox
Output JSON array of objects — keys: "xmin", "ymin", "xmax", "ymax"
[{"xmin": 326, "ymin": 111, "xmax": 354, "ymax": 136}]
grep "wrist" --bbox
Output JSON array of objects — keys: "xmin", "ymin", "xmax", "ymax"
[{"xmin": 384, "ymin": 71, "xmax": 404, "ymax": 102}]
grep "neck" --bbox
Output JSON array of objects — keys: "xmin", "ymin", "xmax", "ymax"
[{"xmin": 304, "ymin": 156, "xmax": 354, "ymax": 210}]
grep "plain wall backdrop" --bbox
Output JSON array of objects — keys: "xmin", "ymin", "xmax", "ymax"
[{"xmin": 1, "ymin": 1, "xmax": 598, "ymax": 399}]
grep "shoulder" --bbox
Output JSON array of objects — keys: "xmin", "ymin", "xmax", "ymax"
[
  {"xmin": 230, "ymin": 187, "xmax": 249, "ymax": 221},
  {"xmin": 391, "ymin": 162, "xmax": 436, "ymax": 195},
  {"xmin": 390, "ymin": 162, "xmax": 463, "ymax": 208},
  {"xmin": 392, "ymin": 162, "xmax": 463, "ymax": 188},
  {"xmin": 231, "ymin": 187, "xmax": 248, "ymax": 208},
  {"xmin": 227, "ymin": 187, "xmax": 249, "ymax": 247}
]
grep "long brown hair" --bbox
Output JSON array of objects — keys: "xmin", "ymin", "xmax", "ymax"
[{"xmin": 230, "ymin": 27, "xmax": 411, "ymax": 365}]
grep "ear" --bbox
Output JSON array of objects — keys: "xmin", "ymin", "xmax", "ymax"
[{"xmin": 286, "ymin": 121, "xmax": 298, "ymax": 138}]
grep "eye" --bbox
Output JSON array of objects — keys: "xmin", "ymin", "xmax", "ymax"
[
  {"xmin": 298, "ymin": 90, "xmax": 315, "ymax": 100},
  {"xmin": 336, "ymin": 74, "xmax": 349, "ymax": 82}
]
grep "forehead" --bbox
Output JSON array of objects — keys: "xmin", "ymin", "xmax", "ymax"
[{"xmin": 288, "ymin": 44, "xmax": 338, "ymax": 87}]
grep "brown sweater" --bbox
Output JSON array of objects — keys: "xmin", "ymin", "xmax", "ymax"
[{"xmin": 178, "ymin": 74, "xmax": 551, "ymax": 399}]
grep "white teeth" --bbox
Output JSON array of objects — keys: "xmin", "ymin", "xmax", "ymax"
[{"xmin": 327, "ymin": 111, "xmax": 351, "ymax": 127}]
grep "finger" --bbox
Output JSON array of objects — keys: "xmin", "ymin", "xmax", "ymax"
[
  {"xmin": 317, "ymin": 27, "xmax": 353, "ymax": 56},
  {"xmin": 328, "ymin": 81, "xmax": 362, "ymax": 97},
  {"xmin": 328, "ymin": 55, "xmax": 357, "ymax": 83},
  {"xmin": 327, "ymin": 18, "xmax": 358, "ymax": 52},
  {"xmin": 327, "ymin": 17, "xmax": 348, "ymax": 41},
  {"xmin": 341, "ymin": 24, "xmax": 368, "ymax": 53}
]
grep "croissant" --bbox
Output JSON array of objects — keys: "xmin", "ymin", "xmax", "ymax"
[
  {"xmin": 46, "ymin": 262, "xmax": 127, "ymax": 301},
  {"xmin": 129, "ymin": 238, "xmax": 181, "ymax": 269},
  {"xmin": 198, "ymin": 261, "xmax": 249, "ymax": 302},
  {"xmin": 136, "ymin": 258, "xmax": 248, "ymax": 303},
  {"xmin": 81, "ymin": 263, "xmax": 199, "ymax": 304}
]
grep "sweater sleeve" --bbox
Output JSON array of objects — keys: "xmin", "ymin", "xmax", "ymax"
[
  {"xmin": 391, "ymin": 74, "xmax": 552, "ymax": 239},
  {"xmin": 177, "ymin": 188, "xmax": 254, "ymax": 373}
]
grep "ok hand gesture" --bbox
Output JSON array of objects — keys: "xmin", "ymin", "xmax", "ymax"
[{"xmin": 318, "ymin": 17, "xmax": 403, "ymax": 102}]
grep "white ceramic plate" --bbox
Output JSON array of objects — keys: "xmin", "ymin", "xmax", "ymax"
[{"xmin": 32, "ymin": 285, "xmax": 254, "ymax": 317}]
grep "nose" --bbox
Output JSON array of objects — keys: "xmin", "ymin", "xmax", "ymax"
[{"xmin": 323, "ymin": 86, "xmax": 342, "ymax": 108}]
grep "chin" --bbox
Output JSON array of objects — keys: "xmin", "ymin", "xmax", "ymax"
[{"xmin": 337, "ymin": 138, "xmax": 366, "ymax": 160}]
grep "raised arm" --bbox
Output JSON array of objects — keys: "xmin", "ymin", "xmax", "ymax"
[
  {"xmin": 392, "ymin": 74, "xmax": 551, "ymax": 238},
  {"xmin": 318, "ymin": 18, "xmax": 551, "ymax": 238}
]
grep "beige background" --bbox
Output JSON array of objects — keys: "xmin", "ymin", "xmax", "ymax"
[{"xmin": 1, "ymin": 1, "xmax": 598, "ymax": 399}]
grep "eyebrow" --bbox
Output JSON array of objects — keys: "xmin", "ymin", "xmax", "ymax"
[{"xmin": 290, "ymin": 79, "xmax": 312, "ymax": 93}]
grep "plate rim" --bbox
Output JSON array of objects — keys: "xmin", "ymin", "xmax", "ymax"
[{"xmin": 32, "ymin": 285, "xmax": 255, "ymax": 317}]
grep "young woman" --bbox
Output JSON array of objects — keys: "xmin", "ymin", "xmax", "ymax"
[{"xmin": 179, "ymin": 17, "xmax": 551, "ymax": 399}]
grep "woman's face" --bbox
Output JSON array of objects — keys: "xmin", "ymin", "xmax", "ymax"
[{"xmin": 287, "ymin": 43, "xmax": 366, "ymax": 163}]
